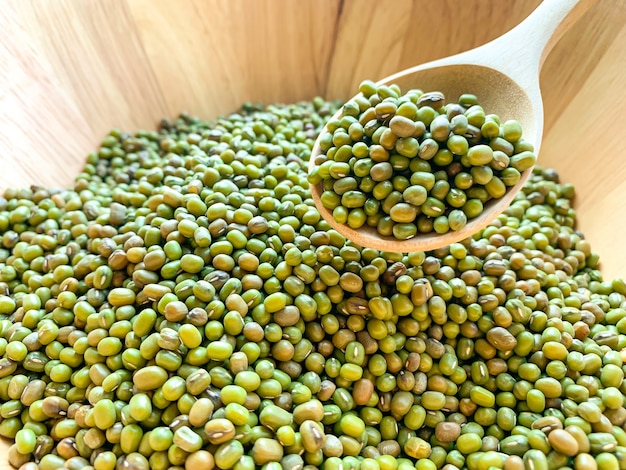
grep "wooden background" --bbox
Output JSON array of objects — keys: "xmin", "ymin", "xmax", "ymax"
[{"xmin": 1, "ymin": 0, "xmax": 626, "ymax": 464}]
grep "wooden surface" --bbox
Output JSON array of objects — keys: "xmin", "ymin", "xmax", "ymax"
[{"xmin": 0, "ymin": 0, "xmax": 626, "ymax": 465}]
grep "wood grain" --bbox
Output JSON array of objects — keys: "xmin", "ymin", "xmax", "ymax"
[
  {"xmin": 127, "ymin": 0, "xmax": 342, "ymax": 119},
  {"xmin": 0, "ymin": 0, "xmax": 625, "ymax": 466},
  {"xmin": 0, "ymin": 0, "xmax": 95, "ymax": 189},
  {"xmin": 540, "ymin": 14, "xmax": 626, "ymax": 280},
  {"xmin": 325, "ymin": 0, "xmax": 544, "ymax": 99}
]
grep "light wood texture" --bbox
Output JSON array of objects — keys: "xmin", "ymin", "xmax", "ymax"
[
  {"xmin": 0, "ymin": 0, "xmax": 626, "ymax": 465},
  {"xmin": 310, "ymin": 0, "xmax": 596, "ymax": 253}
]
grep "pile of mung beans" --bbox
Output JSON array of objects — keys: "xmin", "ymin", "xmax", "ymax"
[
  {"xmin": 308, "ymin": 82, "xmax": 537, "ymax": 238},
  {"xmin": 0, "ymin": 97, "xmax": 624, "ymax": 470}
]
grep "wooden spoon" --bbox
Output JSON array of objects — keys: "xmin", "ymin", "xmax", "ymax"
[{"xmin": 309, "ymin": 0, "xmax": 597, "ymax": 253}]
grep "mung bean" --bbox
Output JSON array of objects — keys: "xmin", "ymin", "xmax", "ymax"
[{"xmin": 0, "ymin": 97, "xmax": 622, "ymax": 470}]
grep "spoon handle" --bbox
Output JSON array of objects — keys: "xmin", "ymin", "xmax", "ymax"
[{"xmin": 475, "ymin": 0, "xmax": 598, "ymax": 85}]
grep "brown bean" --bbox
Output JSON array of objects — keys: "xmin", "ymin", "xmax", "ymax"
[
  {"xmin": 352, "ymin": 378, "xmax": 374, "ymax": 406},
  {"xmin": 435, "ymin": 422, "xmax": 461, "ymax": 443}
]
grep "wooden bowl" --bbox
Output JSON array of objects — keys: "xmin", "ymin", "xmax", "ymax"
[{"xmin": 1, "ymin": 0, "xmax": 625, "ymax": 466}]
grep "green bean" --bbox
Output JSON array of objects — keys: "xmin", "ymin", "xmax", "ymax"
[
  {"xmin": 310, "ymin": 84, "xmax": 536, "ymax": 238},
  {"xmin": 252, "ymin": 437, "xmax": 284, "ymax": 465},
  {"xmin": 14, "ymin": 428, "xmax": 36, "ymax": 455},
  {"xmin": 172, "ymin": 426, "xmax": 202, "ymax": 453},
  {"xmin": 0, "ymin": 96, "xmax": 622, "ymax": 470}
]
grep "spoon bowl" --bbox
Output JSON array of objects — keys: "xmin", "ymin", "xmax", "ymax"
[{"xmin": 309, "ymin": 0, "xmax": 596, "ymax": 253}]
